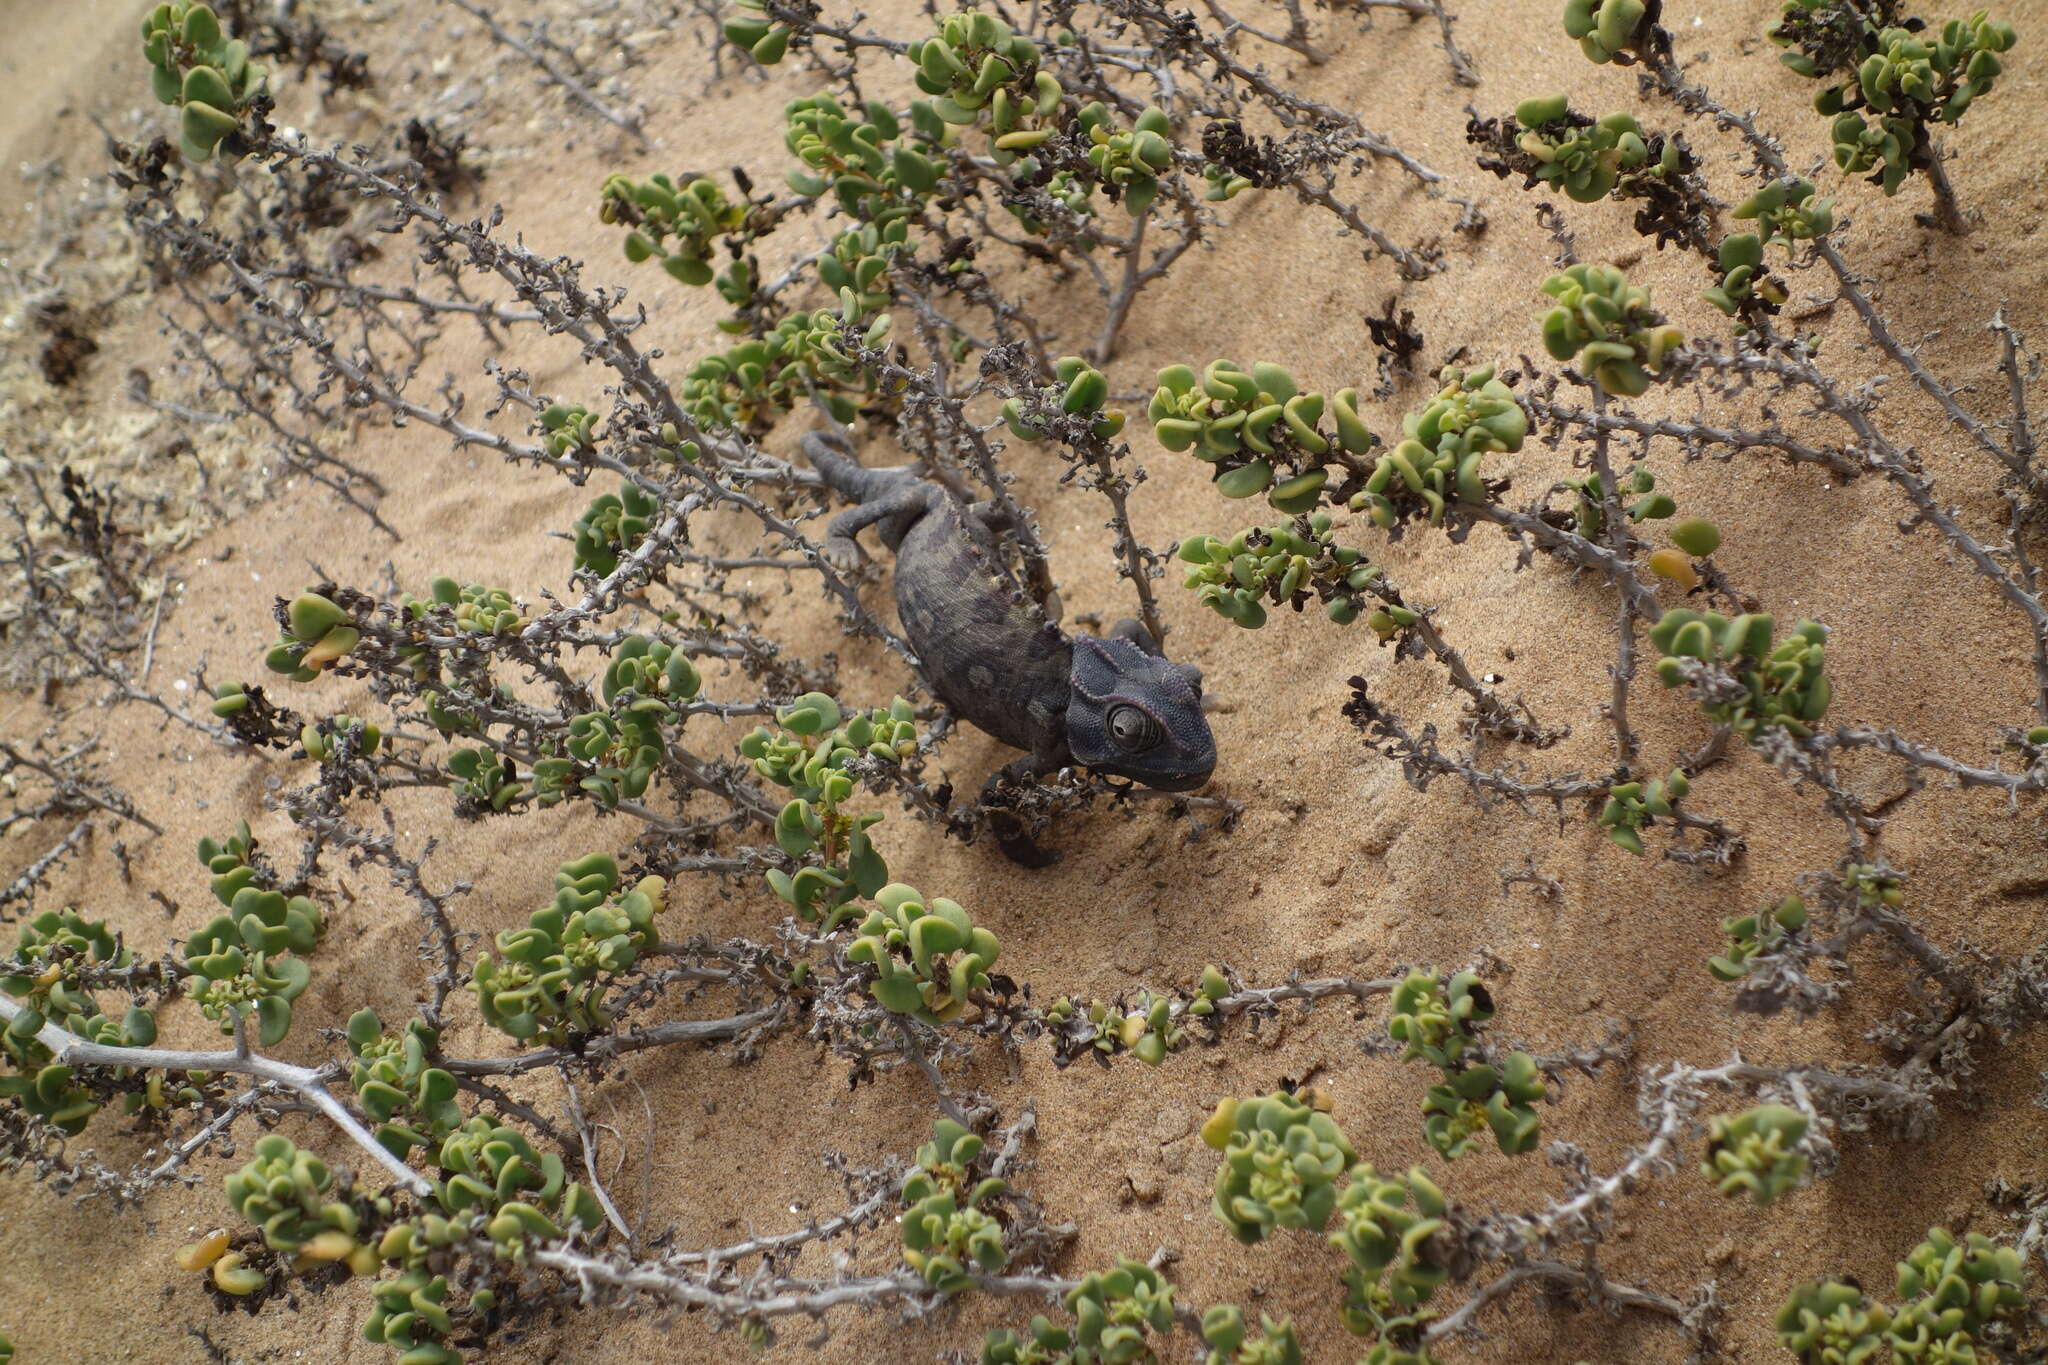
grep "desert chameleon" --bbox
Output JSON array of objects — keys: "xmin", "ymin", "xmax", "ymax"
[{"xmin": 802, "ymin": 430, "xmax": 1215, "ymax": 863}]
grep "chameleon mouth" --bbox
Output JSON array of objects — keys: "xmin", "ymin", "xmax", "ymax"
[{"xmin": 1136, "ymin": 767, "xmax": 1212, "ymax": 793}]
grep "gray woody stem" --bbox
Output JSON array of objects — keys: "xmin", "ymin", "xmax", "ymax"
[{"xmin": 0, "ymin": 994, "xmax": 431, "ymax": 1195}]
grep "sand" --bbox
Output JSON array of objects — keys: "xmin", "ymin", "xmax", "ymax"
[{"xmin": 3, "ymin": 0, "xmax": 2047, "ymax": 1361}]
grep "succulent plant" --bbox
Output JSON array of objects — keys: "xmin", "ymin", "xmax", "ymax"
[
  {"xmin": 1042, "ymin": 989, "xmax": 1198, "ymax": 1066},
  {"xmin": 1702, "ymin": 182, "xmax": 1827, "ymax": 325},
  {"xmin": 1734, "ymin": 176, "xmax": 1836, "ymax": 248},
  {"xmin": 447, "ymin": 746, "xmax": 525, "ymax": 813},
  {"xmin": 1388, "ymin": 971, "xmax": 1544, "ymax": 1157},
  {"xmin": 538, "ymin": 402, "xmax": 599, "ymax": 460},
  {"xmin": 743, "ymin": 693, "xmax": 918, "ymax": 924},
  {"xmin": 604, "ymin": 634, "xmax": 703, "ymax": 711},
  {"xmin": 909, "ymin": 10, "xmax": 1048, "ymax": 120},
  {"xmin": 982, "ymin": 1260, "xmax": 1180, "ymax": 1364},
  {"xmin": 1540, "ymin": 265, "xmax": 1684, "ymax": 397},
  {"xmin": 1067, "ymin": 1260, "xmax": 1178, "ymax": 1361},
  {"xmin": 1003, "ymin": 168, "xmax": 1100, "ymax": 245},
  {"xmin": 1843, "ymin": 862, "xmax": 1906, "ymax": 911},
  {"xmin": 835, "ymin": 7, "xmax": 1086, "ymax": 257},
  {"xmin": 2, "ymin": 913, "xmax": 157, "ymax": 1133},
  {"xmin": 900, "ymin": 1119, "xmax": 1008, "ymax": 1293},
  {"xmin": 1557, "ymin": 460, "xmax": 1672, "ymax": 541},
  {"xmin": 1868, "ymin": 13, "xmax": 2015, "ymax": 123},
  {"xmin": 183, "ymin": 882, "xmax": 323, "ymax": 1047},
  {"xmin": 362, "ymin": 1267, "xmax": 462, "ymax": 1364},
  {"xmin": 1177, "ymin": 514, "xmax": 1380, "ymax": 630},
  {"xmin": 1119, "ymin": 991, "xmax": 1185, "ymax": 1066},
  {"xmin": 1329, "ymin": 1165, "xmax": 1452, "ymax": 1342},
  {"xmin": 432, "ymin": 1117, "xmax": 605, "ymax": 1251},
  {"xmin": 1193, "ymin": 965, "xmax": 1234, "ymax": 1015},
  {"xmin": 570, "ymin": 481, "xmax": 660, "ymax": 577},
  {"xmin": 264, "ymin": 591, "xmax": 361, "ymax": 682},
  {"xmin": 783, "ymin": 93, "xmax": 934, "ymax": 217},
  {"xmin": 408, "ymin": 578, "xmax": 526, "ymax": 637},
  {"xmin": 1360, "ymin": 1347, "xmax": 1442, "ymax": 1365},
  {"xmin": 383, "ymin": 580, "xmax": 523, "ymax": 735},
  {"xmin": 910, "ymin": 1117, "xmax": 986, "ymax": 1193},
  {"xmin": 682, "ymin": 300, "xmax": 889, "ymax": 431},
  {"xmin": 1894, "ymin": 1228, "xmax": 2025, "ymax": 1334},
  {"xmin": 1387, "ymin": 970, "xmax": 1491, "ymax": 1069},
  {"xmin": 4, "ymin": 909, "xmax": 158, "ymax": 1123},
  {"xmin": 1151, "ymin": 359, "xmax": 1375, "ymax": 513},
  {"xmin": 468, "ymin": 854, "xmax": 666, "ymax": 1045},
  {"xmin": 819, "ymin": 218, "xmax": 912, "ymax": 314},
  {"xmin": 210, "ymin": 679, "xmax": 257, "ymax": 718},
  {"xmin": 600, "ymin": 173, "xmax": 752, "ymax": 286},
  {"xmin": 1350, "ymin": 365, "xmax": 1525, "ymax": 530},
  {"xmin": 284, "ymin": 1120, "xmax": 606, "ymax": 1364},
  {"xmin": 196, "ymin": 821, "xmax": 300, "ymax": 924},
  {"xmin": 300, "ymin": 715, "xmax": 382, "ymax": 763},
  {"xmin": 1777, "ymin": 1228, "xmax": 2026, "ymax": 1365},
  {"xmin": 176, "ymin": 1227, "xmax": 235, "ymax": 1274},
  {"xmin": 848, "ymin": 883, "xmax": 1001, "ymax": 1022},
  {"xmin": 225, "ymin": 1134, "xmax": 377, "ymax": 1263},
  {"xmin": 1472, "ymin": 97, "xmax": 1704, "ymax": 248},
  {"xmin": 1648, "ymin": 516, "xmax": 1722, "ymax": 590},
  {"xmin": 1046, "ymin": 991, "xmax": 1176, "ymax": 1066},
  {"xmin": 370, "ymin": 1221, "xmax": 519, "ymax": 1357},
  {"xmin": 1, "ymin": 1021, "xmax": 152, "ymax": 1134},
  {"xmin": 551, "ymin": 706, "xmax": 666, "ymax": 810},
  {"xmin": 980, "ymin": 1319, "xmax": 1073, "ymax": 1364},
  {"xmin": 1420, "ymin": 1049, "xmax": 1546, "ymax": 1158},
  {"xmin": 1080, "ymin": 104, "xmax": 1175, "ymax": 217},
  {"xmin": 347, "ymin": 1009, "xmax": 463, "ymax": 1161},
  {"xmin": 141, "ymin": 2, "xmax": 267, "ymax": 163},
  {"xmin": 1650, "ymin": 610, "xmax": 1832, "ymax": 740},
  {"xmin": 4, "ymin": 908, "xmax": 129, "ymax": 1021},
  {"xmin": 1203, "ymin": 159, "xmax": 1255, "ymax": 202},
  {"xmin": 1002, "ymin": 355, "xmax": 1126, "ymax": 444},
  {"xmin": 1562, "ymin": 0, "xmax": 1648, "ymax": 63},
  {"xmin": 1701, "ymin": 1104, "xmax": 1809, "ymax": 1206},
  {"xmin": 1702, "ymin": 234, "xmax": 1786, "ymax": 322},
  {"xmin": 1769, "ymin": 1, "xmax": 2017, "ymax": 196},
  {"xmin": 1202, "ymin": 1091, "xmax": 1357, "ymax": 1243},
  {"xmin": 1710, "ymin": 895, "xmax": 1807, "ymax": 981},
  {"xmin": 1200, "ymin": 1306, "xmax": 1304, "ymax": 1365},
  {"xmin": 1777, "ymin": 1280, "xmax": 1894, "ymax": 1365},
  {"xmin": 1508, "ymin": 99, "xmax": 1680, "ymax": 203},
  {"xmin": 722, "ymin": 0, "xmax": 792, "ymax": 64},
  {"xmin": 1597, "ymin": 768, "xmax": 1691, "ymax": 855}
]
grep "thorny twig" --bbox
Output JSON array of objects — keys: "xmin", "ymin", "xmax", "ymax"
[{"xmin": 438, "ymin": 0, "xmax": 648, "ymax": 143}]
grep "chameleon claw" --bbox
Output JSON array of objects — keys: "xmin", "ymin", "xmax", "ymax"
[{"xmin": 989, "ymin": 809, "xmax": 1062, "ymax": 867}]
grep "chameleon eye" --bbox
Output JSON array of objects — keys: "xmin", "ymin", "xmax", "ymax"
[{"xmin": 1106, "ymin": 704, "xmax": 1160, "ymax": 753}]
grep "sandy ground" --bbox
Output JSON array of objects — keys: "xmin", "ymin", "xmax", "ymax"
[{"xmin": 4, "ymin": 0, "xmax": 2048, "ymax": 1361}]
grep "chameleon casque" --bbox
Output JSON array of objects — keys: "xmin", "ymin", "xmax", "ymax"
[{"xmin": 802, "ymin": 430, "xmax": 1216, "ymax": 864}]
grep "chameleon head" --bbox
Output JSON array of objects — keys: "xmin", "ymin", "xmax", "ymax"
[{"xmin": 1064, "ymin": 634, "xmax": 1216, "ymax": 792}]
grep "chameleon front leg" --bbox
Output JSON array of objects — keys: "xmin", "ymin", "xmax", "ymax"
[
  {"xmin": 1106, "ymin": 617, "xmax": 1162, "ymax": 655},
  {"xmin": 979, "ymin": 748, "xmax": 1064, "ymax": 868}
]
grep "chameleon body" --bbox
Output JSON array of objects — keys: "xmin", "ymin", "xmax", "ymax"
[{"xmin": 803, "ymin": 431, "xmax": 1215, "ymax": 861}]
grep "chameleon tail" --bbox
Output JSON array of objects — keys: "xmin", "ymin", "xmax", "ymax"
[{"xmin": 800, "ymin": 430, "xmax": 892, "ymax": 502}]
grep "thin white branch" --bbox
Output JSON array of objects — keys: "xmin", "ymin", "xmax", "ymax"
[{"xmin": 0, "ymin": 994, "xmax": 430, "ymax": 1195}]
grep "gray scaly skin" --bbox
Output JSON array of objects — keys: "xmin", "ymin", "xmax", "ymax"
[{"xmin": 803, "ymin": 431, "xmax": 1216, "ymax": 864}]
